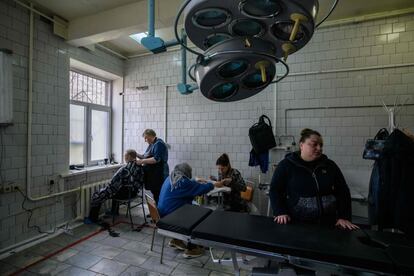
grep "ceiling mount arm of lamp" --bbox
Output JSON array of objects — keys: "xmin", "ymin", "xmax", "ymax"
[
  {"xmin": 174, "ymin": 0, "xmax": 204, "ymax": 57},
  {"xmin": 139, "ymin": 0, "xmax": 181, "ymax": 53},
  {"xmin": 315, "ymin": 0, "xmax": 339, "ymax": 28},
  {"xmin": 177, "ymin": 28, "xmax": 199, "ymax": 94}
]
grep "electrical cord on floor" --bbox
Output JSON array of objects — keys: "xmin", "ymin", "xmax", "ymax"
[{"xmin": 16, "ymin": 187, "xmax": 57, "ymax": 234}]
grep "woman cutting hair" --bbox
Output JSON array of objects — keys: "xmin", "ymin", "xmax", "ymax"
[{"xmin": 269, "ymin": 128, "xmax": 358, "ymax": 230}]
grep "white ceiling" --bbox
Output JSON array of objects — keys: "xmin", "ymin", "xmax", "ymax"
[{"xmin": 28, "ymin": 0, "xmax": 414, "ymax": 58}]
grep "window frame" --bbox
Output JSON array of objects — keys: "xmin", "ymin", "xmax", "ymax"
[{"xmin": 69, "ymin": 69, "xmax": 113, "ymax": 167}]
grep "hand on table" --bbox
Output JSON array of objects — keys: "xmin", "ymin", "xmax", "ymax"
[
  {"xmin": 336, "ymin": 219, "xmax": 359, "ymax": 230},
  {"xmin": 221, "ymin": 178, "xmax": 232, "ymax": 186},
  {"xmin": 274, "ymin": 215, "xmax": 290, "ymax": 224},
  {"xmin": 214, "ymin": 181, "xmax": 224, "ymax": 188}
]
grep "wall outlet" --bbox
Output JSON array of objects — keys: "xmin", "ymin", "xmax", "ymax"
[
  {"xmin": 46, "ymin": 175, "xmax": 63, "ymax": 194},
  {"xmin": 47, "ymin": 176, "xmax": 55, "ymax": 194},
  {"xmin": 12, "ymin": 184, "xmax": 20, "ymax": 192},
  {"xmin": 0, "ymin": 182, "xmax": 19, "ymax": 193},
  {"xmin": 3, "ymin": 185, "xmax": 12, "ymax": 193},
  {"xmin": 47, "ymin": 176, "xmax": 59, "ymax": 186}
]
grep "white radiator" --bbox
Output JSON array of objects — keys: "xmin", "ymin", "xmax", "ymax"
[{"xmin": 78, "ymin": 180, "xmax": 110, "ymax": 219}]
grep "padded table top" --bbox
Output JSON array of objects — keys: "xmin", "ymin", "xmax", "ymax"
[
  {"xmin": 192, "ymin": 211, "xmax": 395, "ymax": 273},
  {"xmin": 157, "ymin": 204, "xmax": 212, "ymax": 236},
  {"xmin": 363, "ymin": 230, "xmax": 414, "ymax": 274}
]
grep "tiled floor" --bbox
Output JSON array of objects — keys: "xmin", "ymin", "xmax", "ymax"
[{"xmin": 0, "ymin": 208, "xmax": 268, "ymax": 276}]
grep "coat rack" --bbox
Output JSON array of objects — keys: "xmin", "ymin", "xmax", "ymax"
[{"xmin": 382, "ymin": 96, "xmax": 409, "ymax": 133}]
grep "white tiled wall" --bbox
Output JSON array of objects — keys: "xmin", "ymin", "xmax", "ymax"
[
  {"xmin": 0, "ymin": 0, "xmax": 123, "ymax": 249},
  {"xmin": 125, "ymin": 14, "xmax": 414, "ymax": 201}
]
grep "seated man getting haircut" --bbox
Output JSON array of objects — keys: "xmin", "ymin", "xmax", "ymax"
[
  {"xmin": 86, "ymin": 149, "xmax": 144, "ymax": 223},
  {"xmin": 158, "ymin": 162, "xmax": 223, "ymax": 258}
]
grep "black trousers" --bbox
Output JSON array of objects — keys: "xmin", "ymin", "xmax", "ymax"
[
  {"xmin": 89, "ymin": 186, "xmax": 137, "ymax": 222},
  {"xmin": 143, "ymin": 162, "xmax": 165, "ymax": 204}
]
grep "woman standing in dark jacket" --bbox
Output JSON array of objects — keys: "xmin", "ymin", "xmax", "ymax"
[{"xmin": 269, "ymin": 128, "xmax": 358, "ymax": 230}]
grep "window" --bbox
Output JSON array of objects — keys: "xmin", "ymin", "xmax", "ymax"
[{"xmin": 69, "ymin": 70, "xmax": 111, "ymax": 166}]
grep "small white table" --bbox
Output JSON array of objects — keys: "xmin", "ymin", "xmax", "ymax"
[{"xmin": 206, "ymin": 186, "xmax": 231, "ymax": 209}]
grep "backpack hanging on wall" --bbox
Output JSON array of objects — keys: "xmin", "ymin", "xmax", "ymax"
[{"xmin": 249, "ymin": 115, "xmax": 276, "ymax": 153}]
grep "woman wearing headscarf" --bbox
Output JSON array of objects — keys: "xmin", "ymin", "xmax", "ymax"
[{"xmin": 157, "ymin": 163, "xmax": 222, "ymax": 258}]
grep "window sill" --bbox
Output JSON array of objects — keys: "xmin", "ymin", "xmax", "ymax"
[{"xmin": 61, "ymin": 163, "xmax": 122, "ymax": 178}]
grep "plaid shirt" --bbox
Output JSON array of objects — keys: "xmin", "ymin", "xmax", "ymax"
[
  {"xmin": 219, "ymin": 168, "xmax": 248, "ymax": 212},
  {"xmin": 91, "ymin": 161, "xmax": 144, "ymax": 206}
]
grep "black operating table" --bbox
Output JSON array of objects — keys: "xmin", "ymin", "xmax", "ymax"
[{"xmin": 156, "ymin": 204, "xmax": 414, "ymax": 275}]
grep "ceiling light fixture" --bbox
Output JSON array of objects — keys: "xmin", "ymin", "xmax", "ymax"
[{"xmin": 174, "ymin": 0, "xmax": 339, "ymax": 102}]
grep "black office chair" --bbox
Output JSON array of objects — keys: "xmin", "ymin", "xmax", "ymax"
[{"xmin": 112, "ymin": 184, "xmax": 147, "ymax": 229}]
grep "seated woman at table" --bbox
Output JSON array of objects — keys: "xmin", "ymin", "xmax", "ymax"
[
  {"xmin": 158, "ymin": 162, "xmax": 223, "ymax": 258},
  {"xmin": 269, "ymin": 128, "xmax": 359, "ymax": 230},
  {"xmin": 212, "ymin": 153, "xmax": 249, "ymax": 213}
]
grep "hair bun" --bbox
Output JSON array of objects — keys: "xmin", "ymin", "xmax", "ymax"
[
  {"xmin": 300, "ymin": 128, "xmax": 314, "ymax": 136},
  {"xmin": 216, "ymin": 153, "xmax": 231, "ymax": 167}
]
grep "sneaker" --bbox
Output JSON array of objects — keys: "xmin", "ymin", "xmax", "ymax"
[
  {"xmin": 183, "ymin": 246, "xmax": 205, "ymax": 258},
  {"xmin": 84, "ymin": 217, "xmax": 102, "ymax": 225},
  {"xmin": 168, "ymin": 239, "xmax": 187, "ymax": 251},
  {"xmin": 84, "ymin": 217, "xmax": 94, "ymax": 225}
]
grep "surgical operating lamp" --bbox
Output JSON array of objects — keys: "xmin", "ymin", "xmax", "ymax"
[{"xmin": 138, "ymin": 0, "xmax": 339, "ymax": 102}]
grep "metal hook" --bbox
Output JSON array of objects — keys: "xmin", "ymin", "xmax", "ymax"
[{"xmin": 381, "ymin": 97, "xmax": 388, "ymax": 111}]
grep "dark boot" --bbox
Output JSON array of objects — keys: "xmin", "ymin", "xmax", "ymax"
[
  {"xmin": 110, "ymin": 200, "xmax": 120, "ymax": 215},
  {"xmin": 88, "ymin": 204, "xmax": 101, "ymax": 222}
]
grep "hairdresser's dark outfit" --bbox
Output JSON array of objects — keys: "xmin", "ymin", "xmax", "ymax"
[
  {"xmin": 143, "ymin": 137, "xmax": 169, "ymax": 203},
  {"xmin": 88, "ymin": 161, "xmax": 144, "ymax": 222},
  {"xmin": 269, "ymin": 152, "xmax": 352, "ymax": 226}
]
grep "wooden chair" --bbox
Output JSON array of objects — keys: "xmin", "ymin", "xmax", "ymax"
[
  {"xmin": 145, "ymin": 193, "xmax": 166, "ymax": 264},
  {"xmin": 241, "ymin": 183, "xmax": 254, "ymax": 203}
]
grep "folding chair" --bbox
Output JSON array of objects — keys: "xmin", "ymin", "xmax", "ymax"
[{"xmin": 112, "ymin": 185, "xmax": 146, "ymax": 229}]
